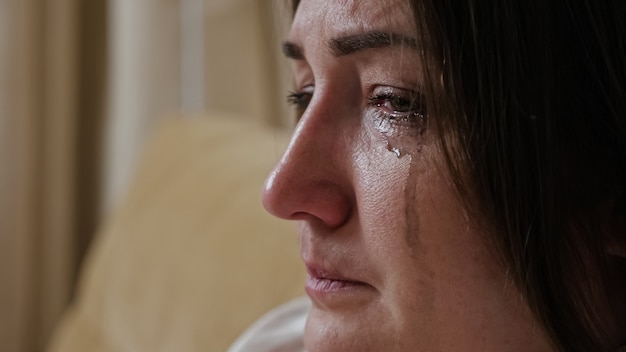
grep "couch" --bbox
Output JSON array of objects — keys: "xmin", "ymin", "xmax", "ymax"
[{"xmin": 47, "ymin": 114, "xmax": 305, "ymax": 351}]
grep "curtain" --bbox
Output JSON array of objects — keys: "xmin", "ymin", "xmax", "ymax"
[
  {"xmin": 0, "ymin": 0, "xmax": 79, "ymax": 351},
  {"xmin": 0, "ymin": 0, "xmax": 286, "ymax": 351},
  {"xmin": 205, "ymin": 0, "xmax": 293, "ymax": 127},
  {"xmin": 103, "ymin": 0, "xmax": 182, "ymax": 213}
]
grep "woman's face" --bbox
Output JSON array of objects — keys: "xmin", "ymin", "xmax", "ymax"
[{"xmin": 263, "ymin": 0, "xmax": 551, "ymax": 350}]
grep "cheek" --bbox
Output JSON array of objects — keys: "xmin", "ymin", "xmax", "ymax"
[
  {"xmin": 354, "ymin": 139, "xmax": 439, "ymax": 256},
  {"xmin": 356, "ymin": 142, "xmax": 478, "ymax": 274},
  {"xmin": 353, "ymin": 143, "xmax": 432, "ymax": 294},
  {"xmin": 354, "ymin": 146, "xmax": 413, "ymax": 245},
  {"xmin": 352, "ymin": 145, "xmax": 444, "ymax": 340}
]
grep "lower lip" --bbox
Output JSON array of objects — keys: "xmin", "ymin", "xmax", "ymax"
[
  {"xmin": 305, "ymin": 275, "xmax": 372, "ymax": 302},
  {"xmin": 306, "ymin": 275, "xmax": 361, "ymax": 290}
]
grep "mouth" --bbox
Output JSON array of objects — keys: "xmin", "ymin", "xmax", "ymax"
[
  {"xmin": 306, "ymin": 266, "xmax": 369, "ymax": 290},
  {"xmin": 304, "ymin": 264, "xmax": 375, "ymax": 306}
]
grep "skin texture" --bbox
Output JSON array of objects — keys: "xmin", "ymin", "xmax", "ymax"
[{"xmin": 262, "ymin": 1, "xmax": 554, "ymax": 351}]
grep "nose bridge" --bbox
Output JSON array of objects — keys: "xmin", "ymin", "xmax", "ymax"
[
  {"xmin": 284, "ymin": 101, "xmax": 337, "ymax": 172},
  {"xmin": 274, "ymin": 83, "xmax": 349, "ymax": 183},
  {"xmin": 262, "ymin": 89, "xmax": 354, "ymax": 228}
]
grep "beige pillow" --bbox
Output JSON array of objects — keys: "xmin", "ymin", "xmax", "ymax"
[{"xmin": 48, "ymin": 114, "xmax": 305, "ymax": 352}]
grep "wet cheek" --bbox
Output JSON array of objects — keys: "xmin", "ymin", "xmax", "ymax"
[
  {"xmin": 357, "ymin": 156, "xmax": 414, "ymax": 245},
  {"xmin": 352, "ymin": 128, "xmax": 435, "ymax": 262},
  {"xmin": 371, "ymin": 113, "xmax": 426, "ymax": 157}
]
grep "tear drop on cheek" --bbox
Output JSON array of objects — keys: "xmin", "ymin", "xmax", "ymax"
[
  {"xmin": 384, "ymin": 135, "xmax": 422, "ymax": 158},
  {"xmin": 372, "ymin": 111, "xmax": 425, "ymax": 158},
  {"xmin": 387, "ymin": 143, "xmax": 404, "ymax": 158}
]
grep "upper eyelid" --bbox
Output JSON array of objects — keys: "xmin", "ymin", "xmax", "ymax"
[
  {"xmin": 293, "ymin": 84, "xmax": 315, "ymax": 94},
  {"xmin": 291, "ymin": 62, "xmax": 314, "ymax": 89},
  {"xmin": 369, "ymin": 84, "xmax": 419, "ymax": 94},
  {"xmin": 367, "ymin": 86, "xmax": 421, "ymax": 101},
  {"xmin": 289, "ymin": 85, "xmax": 420, "ymax": 102}
]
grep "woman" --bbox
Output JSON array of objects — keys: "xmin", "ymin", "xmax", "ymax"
[{"xmin": 235, "ymin": 0, "xmax": 626, "ymax": 351}]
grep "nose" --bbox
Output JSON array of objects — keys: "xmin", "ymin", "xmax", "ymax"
[{"xmin": 261, "ymin": 100, "xmax": 354, "ymax": 229}]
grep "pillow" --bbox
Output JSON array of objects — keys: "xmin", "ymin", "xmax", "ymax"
[{"xmin": 47, "ymin": 114, "xmax": 305, "ymax": 352}]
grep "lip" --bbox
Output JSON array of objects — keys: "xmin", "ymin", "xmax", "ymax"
[{"xmin": 304, "ymin": 263, "xmax": 375, "ymax": 307}]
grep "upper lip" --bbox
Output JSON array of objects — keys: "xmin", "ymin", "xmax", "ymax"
[
  {"xmin": 300, "ymin": 232, "xmax": 374, "ymax": 287},
  {"xmin": 305, "ymin": 262, "xmax": 368, "ymax": 284}
]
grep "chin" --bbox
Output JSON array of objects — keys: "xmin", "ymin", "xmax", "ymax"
[{"xmin": 304, "ymin": 308, "xmax": 399, "ymax": 352}]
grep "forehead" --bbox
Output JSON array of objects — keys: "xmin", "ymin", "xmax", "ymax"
[{"xmin": 290, "ymin": 0, "xmax": 415, "ymax": 41}]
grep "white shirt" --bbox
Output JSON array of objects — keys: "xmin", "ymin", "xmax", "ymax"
[
  {"xmin": 229, "ymin": 298, "xmax": 626, "ymax": 352},
  {"xmin": 228, "ymin": 297, "xmax": 310, "ymax": 352}
]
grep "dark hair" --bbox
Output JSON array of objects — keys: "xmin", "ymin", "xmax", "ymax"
[{"xmin": 290, "ymin": 1, "xmax": 626, "ymax": 351}]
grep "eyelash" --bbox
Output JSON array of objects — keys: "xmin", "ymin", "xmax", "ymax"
[
  {"xmin": 367, "ymin": 92, "xmax": 425, "ymax": 117},
  {"xmin": 287, "ymin": 89, "xmax": 425, "ymax": 119},
  {"xmin": 287, "ymin": 91, "xmax": 312, "ymax": 111}
]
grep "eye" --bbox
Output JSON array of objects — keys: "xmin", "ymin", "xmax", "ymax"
[
  {"xmin": 368, "ymin": 89, "xmax": 425, "ymax": 116},
  {"xmin": 287, "ymin": 85, "xmax": 314, "ymax": 118},
  {"xmin": 287, "ymin": 91, "xmax": 312, "ymax": 109},
  {"xmin": 367, "ymin": 86, "xmax": 427, "ymax": 136}
]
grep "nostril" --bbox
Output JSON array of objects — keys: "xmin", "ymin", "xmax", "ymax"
[
  {"xmin": 261, "ymin": 158, "xmax": 352, "ymax": 228},
  {"xmin": 263, "ymin": 172, "xmax": 352, "ymax": 229}
]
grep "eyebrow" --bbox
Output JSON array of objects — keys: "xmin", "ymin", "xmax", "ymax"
[{"xmin": 282, "ymin": 31, "xmax": 418, "ymax": 60}]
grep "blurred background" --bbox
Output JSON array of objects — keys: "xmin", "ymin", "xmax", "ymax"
[{"xmin": 0, "ymin": 0, "xmax": 293, "ymax": 351}]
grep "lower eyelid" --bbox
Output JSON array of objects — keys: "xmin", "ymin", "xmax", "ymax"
[{"xmin": 369, "ymin": 108, "xmax": 427, "ymax": 138}]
